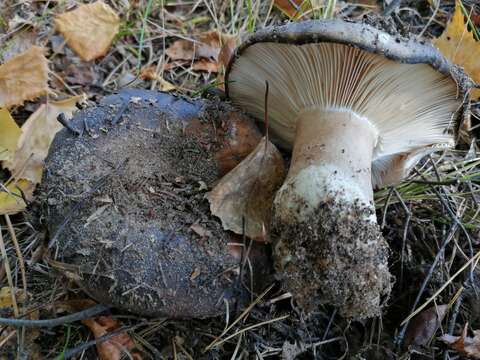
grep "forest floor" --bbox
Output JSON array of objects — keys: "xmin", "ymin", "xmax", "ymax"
[{"xmin": 1, "ymin": 0, "xmax": 480, "ymax": 359}]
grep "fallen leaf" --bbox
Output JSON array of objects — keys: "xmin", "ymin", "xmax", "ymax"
[
  {"xmin": 217, "ymin": 35, "xmax": 240, "ymax": 89},
  {"xmin": 433, "ymin": 0, "xmax": 480, "ymax": 99},
  {"xmin": 3, "ymin": 95, "xmax": 86, "ymax": 185},
  {"xmin": 63, "ymin": 63, "xmax": 99, "ymax": 86},
  {"xmin": 0, "ymin": 108, "xmax": 21, "ymax": 162},
  {"xmin": 0, "ymin": 179, "xmax": 34, "ymax": 215},
  {"xmin": 55, "ymin": 1, "xmax": 120, "ymax": 61},
  {"xmin": 166, "ymin": 31, "xmax": 235, "ymax": 73},
  {"xmin": 0, "ymin": 287, "xmax": 29, "ymax": 308},
  {"xmin": 440, "ymin": 324, "xmax": 480, "ymax": 359},
  {"xmin": 207, "ymin": 137, "xmax": 286, "ymax": 241},
  {"xmin": 82, "ymin": 316, "xmax": 142, "ymax": 360},
  {"xmin": 192, "ymin": 59, "xmax": 218, "ymax": 73},
  {"xmin": 273, "ymin": 0, "xmax": 305, "ymax": 19},
  {"xmin": 139, "ymin": 65, "xmax": 176, "ymax": 91},
  {"xmin": 0, "ymin": 46, "xmax": 49, "ymax": 108},
  {"xmin": 404, "ymin": 304, "xmax": 448, "ymax": 346},
  {"xmin": 0, "ymin": 30, "xmax": 38, "ymax": 63}
]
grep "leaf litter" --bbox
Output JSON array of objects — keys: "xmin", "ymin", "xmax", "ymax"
[
  {"xmin": 54, "ymin": 1, "xmax": 120, "ymax": 61},
  {"xmin": 0, "ymin": 0, "xmax": 480, "ymax": 359},
  {"xmin": 0, "ymin": 46, "xmax": 49, "ymax": 108}
]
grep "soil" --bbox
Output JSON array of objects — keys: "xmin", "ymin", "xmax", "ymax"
[
  {"xmin": 273, "ymin": 198, "xmax": 391, "ymax": 319},
  {"xmin": 40, "ymin": 89, "xmax": 271, "ymax": 318}
]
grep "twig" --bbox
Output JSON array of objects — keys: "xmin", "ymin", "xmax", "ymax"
[
  {"xmin": 204, "ymin": 284, "xmax": 274, "ymax": 351},
  {"xmin": 382, "ymin": 0, "xmax": 401, "ymax": 16},
  {"xmin": 0, "ymin": 226, "xmax": 19, "ymax": 317},
  {"xmin": 395, "ymin": 223, "xmax": 458, "ymax": 348},
  {"xmin": 207, "ymin": 314, "xmax": 289, "ymax": 350},
  {"xmin": 62, "ymin": 324, "xmax": 141, "ymax": 359},
  {"xmin": 56, "ymin": 113, "xmax": 81, "ymax": 136},
  {"xmin": 393, "ymin": 188, "xmax": 411, "ymax": 287},
  {"xmin": 401, "ymin": 248, "xmax": 480, "ymax": 326},
  {"xmin": 4, "ymin": 215, "xmax": 27, "ymax": 308},
  {"xmin": 0, "ymin": 304, "xmax": 110, "ymax": 328},
  {"xmin": 264, "ymin": 80, "xmax": 270, "ymax": 147}
]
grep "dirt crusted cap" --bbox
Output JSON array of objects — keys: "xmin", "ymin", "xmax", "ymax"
[
  {"xmin": 224, "ymin": 19, "xmax": 473, "ymax": 319},
  {"xmin": 41, "ymin": 89, "xmax": 272, "ymax": 318}
]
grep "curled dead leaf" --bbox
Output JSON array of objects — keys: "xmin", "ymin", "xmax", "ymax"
[
  {"xmin": 0, "ymin": 46, "xmax": 49, "ymax": 108},
  {"xmin": 139, "ymin": 65, "xmax": 176, "ymax": 91},
  {"xmin": 55, "ymin": 1, "xmax": 120, "ymax": 61},
  {"xmin": 166, "ymin": 31, "xmax": 237, "ymax": 74},
  {"xmin": 404, "ymin": 304, "xmax": 448, "ymax": 347},
  {"xmin": 0, "ymin": 287, "xmax": 29, "ymax": 308},
  {"xmin": 0, "ymin": 108, "xmax": 21, "ymax": 162},
  {"xmin": 433, "ymin": 0, "xmax": 480, "ymax": 99},
  {"xmin": 273, "ymin": 0, "xmax": 305, "ymax": 19},
  {"xmin": 82, "ymin": 316, "xmax": 142, "ymax": 360},
  {"xmin": 208, "ymin": 137, "xmax": 286, "ymax": 241},
  {"xmin": 0, "ymin": 179, "xmax": 34, "ymax": 215},
  {"xmin": 440, "ymin": 324, "xmax": 480, "ymax": 359},
  {"xmin": 3, "ymin": 95, "xmax": 86, "ymax": 185}
]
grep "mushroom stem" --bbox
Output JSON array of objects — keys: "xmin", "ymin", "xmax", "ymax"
[
  {"xmin": 275, "ymin": 109, "xmax": 377, "ymax": 222},
  {"xmin": 272, "ymin": 108, "xmax": 391, "ymax": 318}
]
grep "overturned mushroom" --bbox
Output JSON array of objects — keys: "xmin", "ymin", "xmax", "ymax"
[
  {"xmin": 41, "ymin": 89, "xmax": 271, "ymax": 318},
  {"xmin": 225, "ymin": 20, "xmax": 472, "ymax": 318}
]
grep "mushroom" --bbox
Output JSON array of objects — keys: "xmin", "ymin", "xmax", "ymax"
[
  {"xmin": 42, "ymin": 89, "xmax": 272, "ymax": 318},
  {"xmin": 225, "ymin": 20, "xmax": 472, "ymax": 318}
]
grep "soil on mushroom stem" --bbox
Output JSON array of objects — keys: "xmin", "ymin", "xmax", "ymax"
[{"xmin": 273, "ymin": 198, "xmax": 391, "ymax": 319}]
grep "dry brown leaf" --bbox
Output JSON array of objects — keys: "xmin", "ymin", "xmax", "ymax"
[
  {"xmin": 3, "ymin": 95, "xmax": 85, "ymax": 185},
  {"xmin": 207, "ymin": 137, "xmax": 285, "ymax": 241},
  {"xmin": 55, "ymin": 1, "xmax": 120, "ymax": 61},
  {"xmin": 192, "ymin": 59, "xmax": 219, "ymax": 73},
  {"xmin": 0, "ymin": 46, "xmax": 49, "ymax": 108},
  {"xmin": 0, "ymin": 287, "xmax": 29, "ymax": 308},
  {"xmin": 433, "ymin": 0, "xmax": 480, "ymax": 99},
  {"xmin": 217, "ymin": 35, "xmax": 240, "ymax": 88},
  {"xmin": 165, "ymin": 31, "xmax": 236, "ymax": 74},
  {"xmin": 0, "ymin": 30, "xmax": 37, "ymax": 63},
  {"xmin": 0, "ymin": 179, "xmax": 34, "ymax": 215},
  {"xmin": 274, "ymin": 0, "xmax": 305, "ymax": 19},
  {"xmin": 0, "ymin": 108, "xmax": 21, "ymax": 162},
  {"xmin": 139, "ymin": 65, "xmax": 176, "ymax": 91},
  {"xmin": 440, "ymin": 324, "xmax": 480, "ymax": 359},
  {"xmin": 82, "ymin": 316, "xmax": 142, "ymax": 360},
  {"xmin": 404, "ymin": 304, "xmax": 448, "ymax": 347}
]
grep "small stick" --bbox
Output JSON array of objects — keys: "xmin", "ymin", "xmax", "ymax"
[
  {"xmin": 56, "ymin": 113, "xmax": 81, "ymax": 136},
  {"xmin": 0, "ymin": 304, "xmax": 109, "ymax": 328},
  {"xmin": 0, "ymin": 226, "xmax": 19, "ymax": 317},
  {"xmin": 4, "ymin": 215, "xmax": 27, "ymax": 308},
  {"xmin": 264, "ymin": 80, "xmax": 270, "ymax": 149},
  {"xmin": 62, "ymin": 325, "xmax": 141, "ymax": 359},
  {"xmin": 382, "ymin": 0, "xmax": 401, "ymax": 16}
]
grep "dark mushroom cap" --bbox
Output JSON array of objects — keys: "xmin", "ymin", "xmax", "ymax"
[{"xmin": 41, "ymin": 89, "xmax": 271, "ymax": 318}]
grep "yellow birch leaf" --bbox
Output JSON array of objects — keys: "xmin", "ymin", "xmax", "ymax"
[
  {"xmin": 0, "ymin": 179, "xmax": 34, "ymax": 215},
  {"xmin": 0, "ymin": 287, "xmax": 29, "ymax": 308},
  {"xmin": 0, "ymin": 46, "xmax": 49, "ymax": 108},
  {"xmin": 433, "ymin": 0, "xmax": 480, "ymax": 99},
  {"xmin": 159, "ymin": 78, "xmax": 176, "ymax": 92},
  {"xmin": 55, "ymin": 1, "xmax": 120, "ymax": 61},
  {"xmin": 3, "ymin": 95, "xmax": 86, "ymax": 185},
  {"xmin": 0, "ymin": 108, "xmax": 21, "ymax": 162}
]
